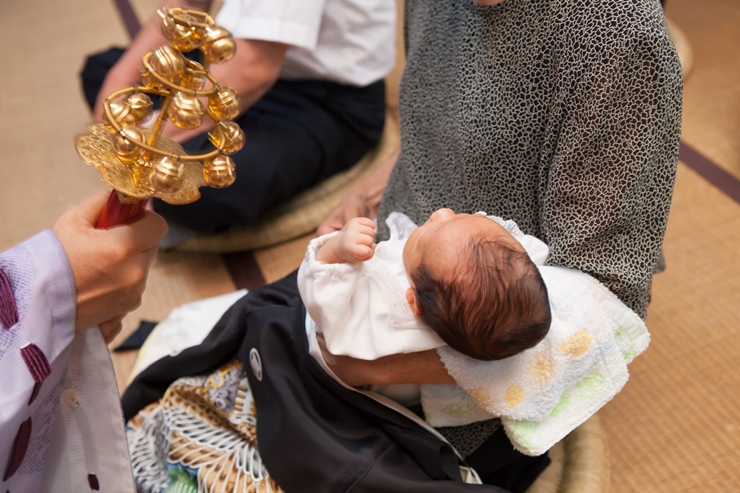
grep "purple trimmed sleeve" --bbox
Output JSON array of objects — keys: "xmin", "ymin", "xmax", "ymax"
[{"xmin": 0, "ymin": 229, "xmax": 77, "ymax": 492}]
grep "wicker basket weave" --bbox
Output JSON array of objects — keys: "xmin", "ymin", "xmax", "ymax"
[{"xmin": 526, "ymin": 415, "xmax": 610, "ymax": 493}]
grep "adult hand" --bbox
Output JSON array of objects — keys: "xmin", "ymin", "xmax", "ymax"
[
  {"xmin": 317, "ymin": 148, "xmax": 400, "ymax": 236},
  {"xmin": 52, "ymin": 191, "xmax": 168, "ymax": 336},
  {"xmin": 317, "ymin": 190, "xmax": 377, "ymax": 237},
  {"xmin": 317, "ymin": 333, "xmax": 454, "ymax": 387},
  {"xmin": 99, "ymin": 315, "xmax": 125, "ymax": 344}
]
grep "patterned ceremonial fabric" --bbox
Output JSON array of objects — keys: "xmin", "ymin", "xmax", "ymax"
[
  {"xmin": 127, "ymin": 359, "xmax": 282, "ymax": 493},
  {"xmin": 1, "ymin": 231, "xmax": 134, "ymax": 493},
  {"xmin": 0, "ymin": 231, "xmax": 77, "ymax": 492},
  {"xmin": 378, "ymin": 0, "xmax": 683, "ymax": 319}
]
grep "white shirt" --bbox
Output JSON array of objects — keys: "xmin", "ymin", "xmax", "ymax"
[{"xmin": 215, "ymin": 0, "xmax": 397, "ymax": 86}]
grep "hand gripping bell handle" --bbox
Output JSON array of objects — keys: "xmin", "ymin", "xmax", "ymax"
[{"xmin": 96, "ymin": 190, "xmax": 148, "ymax": 229}]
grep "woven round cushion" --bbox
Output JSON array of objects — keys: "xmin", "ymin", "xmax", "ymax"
[
  {"xmin": 666, "ymin": 18, "xmax": 693, "ymax": 79},
  {"xmin": 526, "ymin": 414, "xmax": 610, "ymax": 493}
]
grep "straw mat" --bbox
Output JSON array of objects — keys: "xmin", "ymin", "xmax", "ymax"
[
  {"xmin": 598, "ymin": 162, "xmax": 740, "ymax": 493},
  {"xmin": 667, "ymin": 0, "xmax": 740, "ymax": 180},
  {"xmin": 526, "ymin": 415, "xmax": 610, "ymax": 493},
  {"xmin": 2, "ymin": 0, "xmax": 739, "ymax": 491}
]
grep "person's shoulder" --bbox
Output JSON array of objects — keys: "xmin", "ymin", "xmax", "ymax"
[
  {"xmin": 555, "ymin": 0, "xmax": 671, "ymax": 48},
  {"xmin": 552, "ymin": 0, "xmax": 678, "ymax": 80}
]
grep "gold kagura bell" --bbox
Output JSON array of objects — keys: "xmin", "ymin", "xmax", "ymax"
[{"xmin": 76, "ymin": 7, "xmax": 244, "ymax": 210}]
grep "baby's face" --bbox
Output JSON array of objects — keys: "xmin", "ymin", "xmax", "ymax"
[{"xmin": 402, "ymin": 209, "xmax": 518, "ymax": 279}]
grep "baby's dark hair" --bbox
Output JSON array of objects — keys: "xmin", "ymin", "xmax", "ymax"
[{"xmin": 410, "ymin": 232, "xmax": 551, "ymax": 361}]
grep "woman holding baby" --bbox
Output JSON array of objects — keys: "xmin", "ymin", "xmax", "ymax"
[
  {"xmin": 123, "ymin": 0, "xmax": 682, "ymax": 492},
  {"xmin": 313, "ymin": 0, "xmax": 682, "ymax": 488},
  {"xmin": 319, "ymin": 0, "xmax": 681, "ymax": 374}
]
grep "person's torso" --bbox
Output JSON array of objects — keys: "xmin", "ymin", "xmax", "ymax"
[{"xmin": 379, "ymin": 0, "xmax": 671, "ymax": 239}]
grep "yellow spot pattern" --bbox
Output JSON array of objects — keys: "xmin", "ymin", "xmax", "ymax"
[
  {"xmin": 528, "ymin": 353, "xmax": 555, "ymax": 382},
  {"xmin": 559, "ymin": 329, "xmax": 592, "ymax": 358},
  {"xmin": 505, "ymin": 385, "xmax": 524, "ymax": 407},
  {"xmin": 469, "ymin": 387, "xmax": 493, "ymax": 409}
]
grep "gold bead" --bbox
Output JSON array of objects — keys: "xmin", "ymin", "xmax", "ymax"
[
  {"xmin": 161, "ymin": 13, "xmax": 199, "ymax": 52},
  {"xmin": 125, "ymin": 93, "xmax": 153, "ymax": 123},
  {"xmin": 167, "ymin": 92, "xmax": 205, "ymax": 129},
  {"xmin": 150, "ymin": 45, "xmax": 186, "ymax": 85},
  {"xmin": 200, "ymin": 26, "xmax": 236, "ymax": 64},
  {"xmin": 150, "ymin": 156, "xmax": 184, "ymax": 193},
  {"xmin": 191, "ymin": 24, "xmax": 207, "ymax": 44},
  {"xmin": 208, "ymin": 121, "xmax": 245, "ymax": 155},
  {"xmin": 141, "ymin": 66, "xmax": 163, "ymax": 90},
  {"xmin": 103, "ymin": 101, "xmax": 137, "ymax": 131},
  {"xmin": 203, "ymin": 155, "xmax": 236, "ymax": 188},
  {"xmin": 111, "ymin": 127, "xmax": 145, "ymax": 163},
  {"xmin": 134, "ymin": 154, "xmax": 154, "ymax": 168},
  {"xmin": 207, "ymin": 87, "xmax": 241, "ymax": 121},
  {"xmin": 180, "ymin": 62, "xmax": 207, "ymax": 91}
]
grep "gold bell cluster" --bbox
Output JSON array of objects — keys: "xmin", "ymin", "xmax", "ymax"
[{"xmin": 76, "ymin": 8, "xmax": 245, "ymax": 205}]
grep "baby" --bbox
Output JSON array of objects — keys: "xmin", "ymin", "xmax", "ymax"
[{"xmin": 298, "ymin": 208, "xmax": 551, "ymax": 362}]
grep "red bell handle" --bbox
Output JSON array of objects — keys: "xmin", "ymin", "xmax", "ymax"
[{"xmin": 96, "ymin": 190, "xmax": 148, "ymax": 229}]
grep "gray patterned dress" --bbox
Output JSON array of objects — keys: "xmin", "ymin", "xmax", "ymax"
[{"xmin": 378, "ymin": 0, "xmax": 683, "ymax": 319}]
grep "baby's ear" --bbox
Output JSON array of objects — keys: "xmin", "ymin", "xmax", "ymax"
[{"xmin": 405, "ymin": 287, "xmax": 422, "ymax": 318}]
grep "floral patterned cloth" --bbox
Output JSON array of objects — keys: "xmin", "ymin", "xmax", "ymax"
[{"xmin": 127, "ymin": 359, "xmax": 282, "ymax": 493}]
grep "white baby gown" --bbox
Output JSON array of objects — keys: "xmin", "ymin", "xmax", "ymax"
[
  {"xmin": 297, "ymin": 212, "xmax": 549, "ymax": 408},
  {"xmin": 298, "ymin": 212, "xmax": 550, "ymax": 360}
]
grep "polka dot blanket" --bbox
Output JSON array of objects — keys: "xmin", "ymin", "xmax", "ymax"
[{"xmin": 423, "ymin": 262, "xmax": 650, "ymax": 456}]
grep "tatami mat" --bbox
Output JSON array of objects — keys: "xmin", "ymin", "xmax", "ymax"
[
  {"xmin": 254, "ymin": 233, "xmax": 313, "ymax": 284},
  {"xmin": 1, "ymin": 0, "xmax": 739, "ymax": 491},
  {"xmin": 0, "ymin": 0, "xmax": 124, "ymax": 250},
  {"xmin": 600, "ymin": 162, "xmax": 740, "ymax": 492},
  {"xmin": 596, "ymin": 2, "xmax": 740, "ymax": 490},
  {"xmin": 666, "ymin": 0, "xmax": 740, "ymax": 179}
]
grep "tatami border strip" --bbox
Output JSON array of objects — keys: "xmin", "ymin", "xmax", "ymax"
[
  {"xmin": 222, "ymin": 251, "xmax": 267, "ymax": 290},
  {"xmin": 111, "ymin": 0, "xmax": 141, "ymax": 40},
  {"xmin": 679, "ymin": 141, "xmax": 740, "ymax": 205}
]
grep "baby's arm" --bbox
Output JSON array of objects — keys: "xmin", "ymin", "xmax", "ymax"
[
  {"xmin": 298, "ymin": 218, "xmax": 377, "ymax": 358},
  {"xmin": 316, "ymin": 217, "xmax": 376, "ymax": 264}
]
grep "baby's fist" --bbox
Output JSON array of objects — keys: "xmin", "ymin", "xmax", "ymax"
[
  {"xmin": 336, "ymin": 217, "xmax": 377, "ymax": 263},
  {"xmin": 316, "ymin": 217, "xmax": 376, "ymax": 264}
]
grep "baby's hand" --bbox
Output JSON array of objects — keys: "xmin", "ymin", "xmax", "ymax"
[{"xmin": 317, "ymin": 217, "xmax": 376, "ymax": 264}]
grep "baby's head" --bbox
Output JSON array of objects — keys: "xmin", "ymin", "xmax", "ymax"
[{"xmin": 403, "ymin": 209, "xmax": 551, "ymax": 361}]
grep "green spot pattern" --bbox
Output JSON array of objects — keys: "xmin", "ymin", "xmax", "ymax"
[
  {"xmin": 550, "ymin": 394, "xmax": 571, "ymax": 418},
  {"xmin": 576, "ymin": 372, "xmax": 605, "ymax": 400},
  {"xmin": 441, "ymin": 403, "xmax": 475, "ymax": 418}
]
